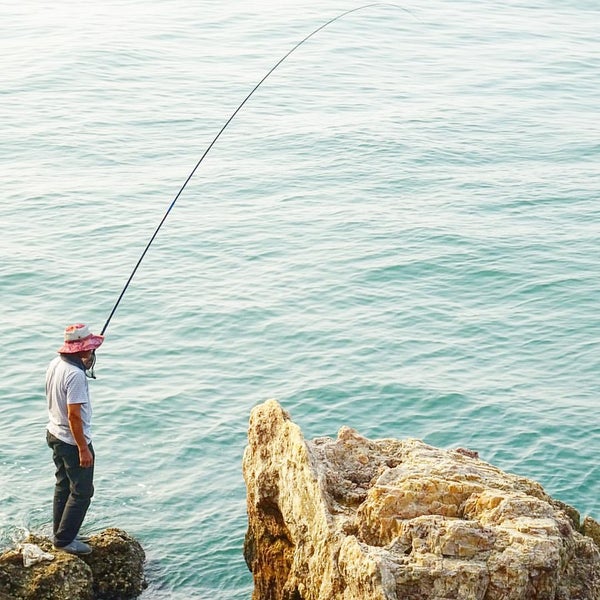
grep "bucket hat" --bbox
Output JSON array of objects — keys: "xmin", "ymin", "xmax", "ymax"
[{"xmin": 58, "ymin": 323, "xmax": 104, "ymax": 354}]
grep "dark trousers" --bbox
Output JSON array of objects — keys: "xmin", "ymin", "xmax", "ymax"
[{"xmin": 46, "ymin": 431, "xmax": 95, "ymax": 547}]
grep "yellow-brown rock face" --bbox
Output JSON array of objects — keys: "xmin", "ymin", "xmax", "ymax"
[{"xmin": 243, "ymin": 399, "xmax": 600, "ymax": 600}]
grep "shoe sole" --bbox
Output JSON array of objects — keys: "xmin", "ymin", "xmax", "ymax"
[{"xmin": 53, "ymin": 545, "xmax": 93, "ymax": 555}]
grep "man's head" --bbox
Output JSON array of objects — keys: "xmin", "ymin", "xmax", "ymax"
[
  {"xmin": 58, "ymin": 324, "xmax": 104, "ymax": 356},
  {"xmin": 58, "ymin": 324, "xmax": 104, "ymax": 374}
]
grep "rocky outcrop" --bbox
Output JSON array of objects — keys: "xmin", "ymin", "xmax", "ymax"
[
  {"xmin": 0, "ymin": 528, "xmax": 146, "ymax": 600},
  {"xmin": 243, "ymin": 399, "xmax": 600, "ymax": 600}
]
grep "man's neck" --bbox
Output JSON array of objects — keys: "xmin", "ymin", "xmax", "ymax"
[{"xmin": 59, "ymin": 353, "xmax": 86, "ymax": 371}]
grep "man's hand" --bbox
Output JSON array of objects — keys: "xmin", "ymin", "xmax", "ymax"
[{"xmin": 78, "ymin": 445, "xmax": 94, "ymax": 468}]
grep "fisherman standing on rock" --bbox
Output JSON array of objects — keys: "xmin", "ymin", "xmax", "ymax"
[{"xmin": 45, "ymin": 323, "xmax": 104, "ymax": 555}]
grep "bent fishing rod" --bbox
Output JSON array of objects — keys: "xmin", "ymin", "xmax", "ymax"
[{"xmin": 88, "ymin": 3, "xmax": 410, "ymax": 377}]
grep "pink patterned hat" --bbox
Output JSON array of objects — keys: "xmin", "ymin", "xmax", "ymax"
[{"xmin": 58, "ymin": 323, "xmax": 104, "ymax": 354}]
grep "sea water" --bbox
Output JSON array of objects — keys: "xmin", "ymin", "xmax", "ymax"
[{"xmin": 1, "ymin": 1, "xmax": 598, "ymax": 597}]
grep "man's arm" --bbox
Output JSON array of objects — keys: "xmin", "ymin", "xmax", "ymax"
[{"xmin": 67, "ymin": 403, "xmax": 94, "ymax": 468}]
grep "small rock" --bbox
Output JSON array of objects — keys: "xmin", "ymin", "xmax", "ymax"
[{"xmin": 0, "ymin": 528, "xmax": 146, "ymax": 600}]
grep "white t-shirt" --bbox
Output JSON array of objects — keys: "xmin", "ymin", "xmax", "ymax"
[{"xmin": 46, "ymin": 355, "xmax": 92, "ymax": 445}]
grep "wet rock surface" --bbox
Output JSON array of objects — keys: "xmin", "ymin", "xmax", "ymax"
[
  {"xmin": 243, "ymin": 399, "xmax": 600, "ymax": 600},
  {"xmin": 0, "ymin": 528, "xmax": 146, "ymax": 600}
]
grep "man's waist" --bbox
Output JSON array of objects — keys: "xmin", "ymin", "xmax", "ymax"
[{"xmin": 46, "ymin": 425, "xmax": 92, "ymax": 445}]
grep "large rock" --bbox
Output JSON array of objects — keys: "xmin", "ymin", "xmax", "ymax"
[
  {"xmin": 243, "ymin": 399, "xmax": 600, "ymax": 600},
  {"xmin": 0, "ymin": 528, "xmax": 146, "ymax": 600}
]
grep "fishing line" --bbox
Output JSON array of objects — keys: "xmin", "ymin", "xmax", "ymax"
[{"xmin": 99, "ymin": 2, "xmax": 411, "ymax": 342}]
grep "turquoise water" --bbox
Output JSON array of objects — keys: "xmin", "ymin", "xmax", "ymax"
[{"xmin": 1, "ymin": 1, "xmax": 598, "ymax": 597}]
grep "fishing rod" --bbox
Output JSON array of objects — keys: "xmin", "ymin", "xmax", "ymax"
[{"xmin": 94, "ymin": 2, "xmax": 410, "ymax": 370}]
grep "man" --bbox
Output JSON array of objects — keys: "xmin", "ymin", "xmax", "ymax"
[{"xmin": 46, "ymin": 323, "xmax": 104, "ymax": 555}]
